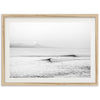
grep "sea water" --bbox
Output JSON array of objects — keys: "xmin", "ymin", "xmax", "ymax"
[{"xmin": 10, "ymin": 48, "xmax": 91, "ymax": 78}]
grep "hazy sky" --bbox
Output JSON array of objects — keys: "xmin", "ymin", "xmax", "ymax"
[{"xmin": 7, "ymin": 18, "xmax": 95, "ymax": 49}]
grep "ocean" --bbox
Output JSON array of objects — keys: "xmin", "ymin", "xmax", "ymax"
[{"xmin": 10, "ymin": 48, "xmax": 91, "ymax": 78}]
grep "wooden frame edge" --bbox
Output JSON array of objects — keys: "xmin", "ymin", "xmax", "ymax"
[
  {"xmin": 95, "ymin": 14, "xmax": 98, "ymax": 86},
  {"xmin": 1, "ymin": 14, "xmax": 98, "ymax": 18},
  {"xmin": 1, "ymin": 82, "xmax": 98, "ymax": 86},
  {"xmin": 1, "ymin": 14, "xmax": 98, "ymax": 86},
  {"xmin": 1, "ymin": 15, "xmax": 5, "ymax": 86}
]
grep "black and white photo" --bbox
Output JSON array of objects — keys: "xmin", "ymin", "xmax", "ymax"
[{"xmin": 2, "ymin": 14, "xmax": 98, "ymax": 85}]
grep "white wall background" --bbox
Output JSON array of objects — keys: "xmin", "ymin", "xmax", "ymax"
[{"xmin": 0, "ymin": 0, "xmax": 99, "ymax": 100}]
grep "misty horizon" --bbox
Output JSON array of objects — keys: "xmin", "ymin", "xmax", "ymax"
[
  {"xmin": 8, "ymin": 18, "xmax": 95, "ymax": 49},
  {"xmin": 10, "ymin": 41, "xmax": 90, "ymax": 49}
]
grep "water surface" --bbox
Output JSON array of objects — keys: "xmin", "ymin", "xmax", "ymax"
[{"xmin": 10, "ymin": 48, "xmax": 90, "ymax": 78}]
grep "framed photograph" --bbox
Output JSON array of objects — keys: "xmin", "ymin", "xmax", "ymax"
[{"xmin": 2, "ymin": 14, "xmax": 98, "ymax": 86}]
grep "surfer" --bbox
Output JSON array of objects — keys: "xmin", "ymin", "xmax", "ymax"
[
  {"xmin": 46, "ymin": 58, "xmax": 53, "ymax": 62},
  {"xmin": 42, "ymin": 58, "xmax": 53, "ymax": 63}
]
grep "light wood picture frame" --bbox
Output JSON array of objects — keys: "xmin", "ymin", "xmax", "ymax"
[{"xmin": 1, "ymin": 14, "xmax": 98, "ymax": 86}]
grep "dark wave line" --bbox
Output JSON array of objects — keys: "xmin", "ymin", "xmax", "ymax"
[{"xmin": 11, "ymin": 54, "xmax": 90, "ymax": 57}]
